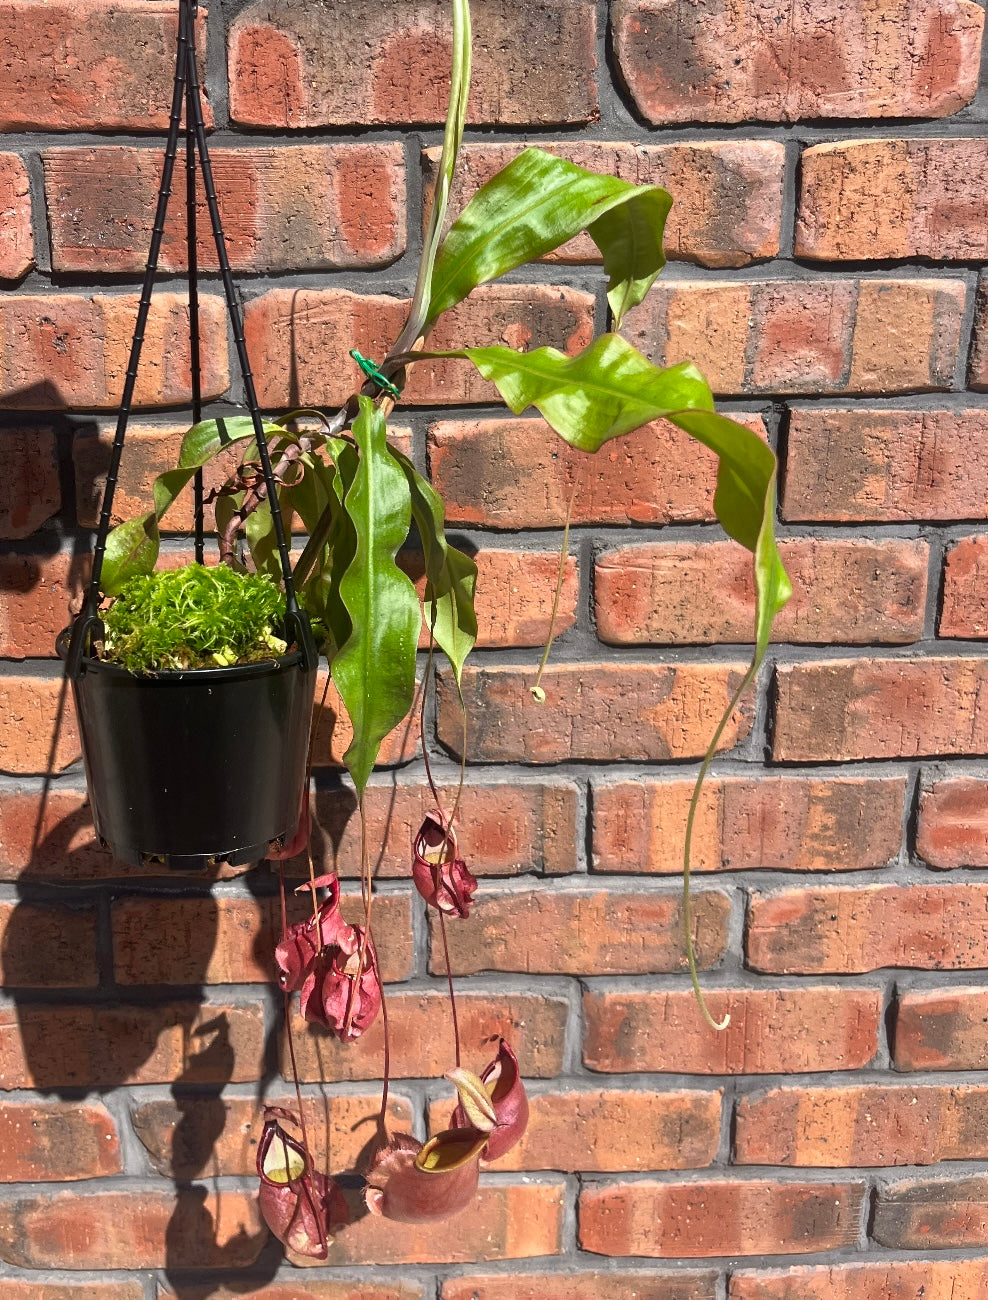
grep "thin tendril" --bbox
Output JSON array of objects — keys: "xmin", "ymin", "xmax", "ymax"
[
  {"xmin": 420, "ymin": 627, "xmax": 468, "ymax": 859},
  {"xmin": 531, "ymin": 471, "xmax": 579, "ymax": 699},
  {"xmin": 682, "ymin": 661, "xmax": 759, "ymax": 1032},
  {"xmin": 419, "ymin": 627, "xmax": 465, "ymax": 1067},
  {"xmin": 438, "ymin": 908, "xmax": 462, "ymax": 1068},
  {"xmin": 278, "ymin": 867, "xmax": 314, "ymax": 1163},
  {"xmin": 374, "ymin": 945, "xmax": 392, "ymax": 1142},
  {"xmin": 305, "ymin": 673, "xmax": 333, "ymax": 945},
  {"xmin": 420, "ymin": 636, "xmax": 440, "ymax": 806},
  {"xmin": 345, "ymin": 792, "xmax": 373, "ymax": 1038}
]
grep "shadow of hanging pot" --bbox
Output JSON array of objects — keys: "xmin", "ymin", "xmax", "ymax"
[{"xmin": 57, "ymin": 626, "xmax": 316, "ymax": 870}]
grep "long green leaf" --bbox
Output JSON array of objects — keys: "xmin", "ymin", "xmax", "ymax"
[
  {"xmin": 424, "ymin": 334, "xmax": 788, "ymax": 598},
  {"xmin": 437, "ymin": 333, "xmax": 791, "ymax": 1031},
  {"xmin": 99, "ymin": 416, "xmax": 290, "ymax": 594},
  {"xmin": 331, "ymin": 398, "xmax": 421, "ymax": 795},
  {"xmin": 391, "ymin": 448, "xmax": 478, "ymax": 689},
  {"xmin": 427, "ymin": 148, "xmax": 672, "ymax": 328}
]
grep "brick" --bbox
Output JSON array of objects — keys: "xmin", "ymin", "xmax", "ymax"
[
  {"xmin": 747, "ymin": 883, "xmax": 988, "ymax": 973},
  {"xmin": 0, "ymin": 1000, "xmax": 264, "ymax": 1091},
  {"xmin": 894, "ymin": 987, "xmax": 988, "ymax": 1070},
  {"xmin": 439, "ymin": 663, "xmax": 754, "ymax": 763},
  {"xmin": 286, "ymin": 990, "xmax": 567, "ymax": 1082},
  {"xmin": 611, "ymin": 0, "xmax": 984, "ymax": 124},
  {"xmin": 0, "ymin": 293, "xmax": 229, "ymax": 411},
  {"xmin": 426, "ymin": 140, "xmax": 784, "ymax": 269},
  {"xmin": 874, "ymin": 1175, "xmax": 988, "ymax": 1247},
  {"xmin": 971, "ymin": 275, "xmax": 988, "ymax": 388},
  {"xmin": 44, "ymin": 144, "xmax": 405, "ymax": 275},
  {"xmin": 784, "ymin": 407, "xmax": 988, "ymax": 522},
  {"xmin": 322, "ymin": 1178, "xmax": 565, "ymax": 1265},
  {"xmin": 623, "ymin": 278, "xmax": 965, "ymax": 396},
  {"xmin": 583, "ymin": 986, "xmax": 881, "ymax": 1075},
  {"xmin": 0, "ymin": 1100, "xmax": 119, "ymax": 1182},
  {"xmin": 736, "ymin": 1083, "xmax": 988, "ymax": 1166},
  {"xmin": 403, "ymin": 547, "xmax": 579, "ymax": 649},
  {"xmin": 0, "ymin": 899, "xmax": 97, "ymax": 987},
  {"xmin": 918, "ymin": 778, "xmax": 988, "ymax": 868},
  {"xmin": 442, "ymin": 1276, "xmax": 719, "ymax": 1300},
  {"xmin": 941, "ymin": 535, "xmax": 988, "ymax": 638},
  {"xmin": 0, "ymin": 0, "xmax": 210, "ymax": 132},
  {"xmin": 0, "ymin": 677, "xmax": 80, "ymax": 775},
  {"xmin": 111, "ymin": 889, "xmax": 413, "ymax": 986},
  {"xmin": 311, "ymin": 669, "xmax": 421, "ymax": 770},
  {"xmin": 229, "ymin": 0, "xmax": 596, "ymax": 128},
  {"xmin": 774, "ymin": 656, "xmax": 988, "ymax": 761},
  {"xmin": 579, "ymin": 1178, "xmax": 864, "ymax": 1257},
  {"xmin": 161, "ymin": 1286, "xmax": 425, "ymax": 1300},
  {"xmin": 305, "ymin": 778, "xmax": 579, "ymax": 880},
  {"xmin": 0, "ymin": 551, "xmax": 89, "ymax": 659},
  {"xmin": 592, "ymin": 775, "xmax": 906, "ymax": 874},
  {"xmin": 132, "ymin": 1091, "xmax": 413, "ymax": 1179},
  {"xmin": 0, "ymin": 1285, "xmax": 144, "ymax": 1300},
  {"xmin": 0, "ymin": 1188, "xmax": 263, "ymax": 1269},
  {"xmin": 471, "ymin": 548, "xmax": 578, "ymax": 647},
  {"xmin": 243, "ymin": 285, "xmax": 594, "ymax": 410},
  {"xmin": 0, "ymin": 787, "xmax": 160, "ymax": 882},
  {"xmin": 0, "ymin": 152, "xmax": 32, "ymax": 279},
  {"xmin": 431, "ymin": 886, "xmax": 730, "ymax": 976},
  {"xmin": 798, "ymin": 138, "xmax": 988, "ymax": 261},
  {"xmin": 729, "ymin": 1259, "xmax": 988, "ymax": 1300},
  {"xmin": 595, "ymin": 538, "xmax": 927, "ymax": 645},
  {"xmin": 0, "ymin": 429, "xmax": 60, "ymax": 539},
  {"xmin": 428, "ymin": 1088, "xmax": 722, "ymax": 1172},
  {"xmin": 429, "ymin": 413, "xmax": 767, "ymax": 530}
]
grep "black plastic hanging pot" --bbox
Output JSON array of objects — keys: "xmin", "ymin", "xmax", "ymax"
[
  {"xmin": 60, "ymin": 0, "xmax": 319, "ymax": 870},
  {"xmin": 60, "ymin": 632, "xmax": 316, "ymax": 869}
]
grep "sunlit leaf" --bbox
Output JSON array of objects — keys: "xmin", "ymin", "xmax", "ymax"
[
  {"xmin": 432, "ymin": 333, "xmax": 791, "ymax": 642},
  {"xmin": 427, "ymin": 148, "xmax": 671, "ymax": 328},
  {"xmin": 430, "ymin": 333, "xmax": 792, "ymax": 1032}
]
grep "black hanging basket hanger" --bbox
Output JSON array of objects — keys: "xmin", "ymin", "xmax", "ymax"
[
  {"xmin": 60, "ymin": 0, "xmax": 318, "ymax": 871},
  {"xmin": 66, "ymin": 0, "xmax": 316, "ymax": 678}
]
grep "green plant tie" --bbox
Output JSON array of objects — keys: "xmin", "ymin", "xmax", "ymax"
[{"xmin": 350, "ymin": 349, "xmax": 401, "ymax": 400}]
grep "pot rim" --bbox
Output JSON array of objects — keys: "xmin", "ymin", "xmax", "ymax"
[{"xmin": 57, "ymin": 625, "xmax": 308, "ymax": 683}]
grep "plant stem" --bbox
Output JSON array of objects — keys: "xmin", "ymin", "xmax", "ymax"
[
  {"xmin": 438, "ymin": 909, "xmax": 462, "ymax": 1069},
  {"xmin": 682, "ymin": 663, "xmax": 758, "ymax": 1032},
  {"xmin": 375, "ymin": 945, "xmax": 392, "ymax": 1143}
]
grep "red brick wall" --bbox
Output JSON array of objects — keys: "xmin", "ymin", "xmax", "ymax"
[{"xmin": 1, "ymin": 0, "xmax": 987, "ymax": 1294}]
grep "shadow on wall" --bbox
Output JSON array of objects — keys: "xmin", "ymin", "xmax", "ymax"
[
  {"xmin": 0, "ymin": 380, "xmax": 285, "ymax": 1294},
  {"xmin": 0, "ymin": 366, "xmax": 422, "ymax": 1289},
  {"xmin": 0, "ymin": 672, "xmax": 296, "ymax": 1293}
]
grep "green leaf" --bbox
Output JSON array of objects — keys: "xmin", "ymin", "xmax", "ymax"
[
  {"xmin": 331, "ymin": 398, "xmax": 421, "ymax": 795},
  {"xmin": 432, "ymin": 331, "xmax": 791, "ymax": 650},
  {"xmin": 100, "ymin": 514, "xmax": 161, "ymax": 596},
  {"xmin": 99, "ymin": 416, "xmax": 290, "ymax": 595},
  {"xmin": 391, "ymin": 449, "xmax": 478, "ymax": 690},
  {"xmin": 436, "ymin": 333, "xmax": 792, "ymax": 1033},
  {"xmin": 427, "ymin": 148, "xmax": 671, "ymax": 328}
]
